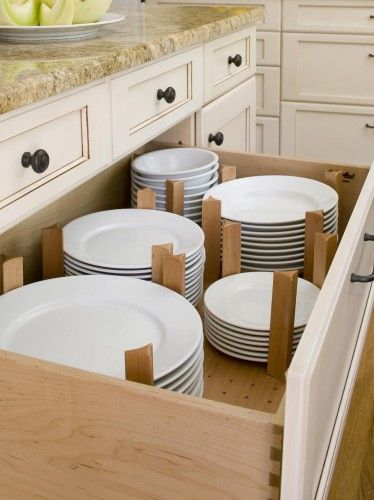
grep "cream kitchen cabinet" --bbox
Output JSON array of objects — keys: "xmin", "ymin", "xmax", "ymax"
[{"xmin": 256, "ymin": 116, "xmax": 279, "ymax": 154}]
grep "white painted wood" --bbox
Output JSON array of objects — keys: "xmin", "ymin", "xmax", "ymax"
[
  {"xmin": 196, "ymin": 77, "xmax": 256, "ymax": 153},
  {"xmin": 282, "ymin": 161, "xmax": 374, "ymax": 500},
  {"xmin": 283, "ymin": 0, "xmax": 374, "ymax": 35},
  {"xmin": 256, "ymin": 66, "xmax": 280, "ymax": 117},
  {"xmin": 281, "ymin": 102, "xmax": 374, "ymax": 166},
  {"xmin": 155, "ymin": 115, "xmax": 196, "ymax": 146},
  {"xmin": 256, "ymin": 31, "xmax": 281, "ymax": 66},
  {"xmin": 256, "ymin": 116, "xmax": 279, "ymax": 155},
  {"xmin": 112, "ymin": 47, "xmax": 203, "ymax": 159},
  {"xmin": 204, "ymin": 26, "xmax": 256, "ymax": 103},
  {"xmin": 282, "ymin": 33, "xmax": 374, "ymax": 106},
  {"xmin": 157, "ymin": 0, "xmax": 282, "ymax": 31}
]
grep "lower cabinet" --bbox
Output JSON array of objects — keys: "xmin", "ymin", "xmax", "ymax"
[
  {"xmin": 281, "ymin": 102, "xmax": 374, "ymax": 166},
  {"xmin": 256, "ymin": 116, "xmax": 279, "ymax": 155}
]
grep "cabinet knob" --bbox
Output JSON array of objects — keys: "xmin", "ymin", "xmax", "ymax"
[
  {"xmin": 157, "ymin": 87, "xmax": 176, "ymax": 104},
  {"xmin": 228, "ymin": 54, "xmax": 242, "ymax": 67},
  {"xmin": 365, "ymin": 123, "xmax": 374, "ymax": 129},
  {"xmin": 21, "ymin": 149, "xmax": 50, "ymax": 174},
  {"xmin": 208, "ymin": 132, "xmax": 224, "ymax": 146},
  {"xmin": 351, "ymin": 271, "xmax": 374, "ymax": 283},
  {"xmin": 370, "ymin": 15, "xmax": 374, "ymax": 18},
  {"xmin": 369, "ymin": 53, "xmax": 374, "ymax": 57}
]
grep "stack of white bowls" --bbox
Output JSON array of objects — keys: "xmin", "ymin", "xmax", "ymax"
[
  {"xmin": 204, "ymin": 272, "xmax": 320, "ymax": 362},
  {"xmin": 0, "ymin": 276, "xmax": 204, "ymax": 396},
  {"xmin": 63, "ymin": 209, "xmax": 205, "ymax": 307},
  {"xmin": 131, "ymin": 148, "xmax": 219, "ymax": 225},
  {"xmin": 204, "ymin": 176, "xmax": 339, "ymax": 272}
]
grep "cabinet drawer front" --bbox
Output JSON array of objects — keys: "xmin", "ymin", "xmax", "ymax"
[
  {"xmin": 256, "ymin": 32, "xmax": 281, "ymax": 66},
  {"xmin": 283, "ymin": 0, "xmax": 374, "ymax": 34},
  {"xmin": 204, "ymin": 27, "xmax": 256, "ymax": 103},
  {"xmin": 256, "ymin": 116, "xmax": 279, "ymax": 155},
  {"xmin": 196, "ymin": 77, "xmax": 256, "ymax": 153},
  {"xmin": 256, "ymin": 67, "xmax": 280, "ymax": 116},
  {"xmin": 282, "ymin": 33, "xmax": 374, "ymax": 106},
  {"xmin": 281, "ymin": 102, "xmax": 374, "ymax": 166},
  {"xmin": 112, "ymin": 48, "xmax": 203, "ymax": 158},
  {"xmin": 283, "ymin": 164, "xmax": 374, "ymax": 499}
]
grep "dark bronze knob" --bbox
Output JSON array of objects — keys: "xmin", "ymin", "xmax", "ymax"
[
  {"xmin": 369, "ymin": 53, "xmax": 374, "ymax": 57},
  {"xmin": 208, "ymin": 132, "xmax": 224, "ymax": 146},
  {"xmin": 366, "ymin": 123, "xmax": 374, "ymax": 129},
  {"xmin": 21, "ymin": 149, "xmax": 50, "ymax": 174},
  {"xmin": 157, "ymin": 87, "xmax": 176, "ymax": 104},
  {"xmin": 228, "ymin": 54, "xmax": 242, "ymax": 67}
]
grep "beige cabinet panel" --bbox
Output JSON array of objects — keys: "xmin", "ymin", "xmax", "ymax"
[
  {"xmin": 256, "ymin": 67, "xmax": 280, "ymax": 116},
  {"xmin": 256, "ymin": 31, "xmax": 281, "ymax": 66},
  {"xmin": 256, "ymin": 116, "xmax": 279, "ymax": 155}
]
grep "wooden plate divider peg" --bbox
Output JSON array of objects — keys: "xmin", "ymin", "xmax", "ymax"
[
  {"xmin": 324, "ymin": 170, "xmax": 343, "ymax": 237},
  {"xmin": 202, "ymin": 197, "xmax": 222, "ymax": 286},
  {"xmin": 313, "ymin": 233, "xmax": 338, "ymax": 289},
  {"xmin": 219, "ymin": 164, "xmax": 237, "ymax": 184},
  {"xmin": 222, "ymin": 220, "xmax": 241, "ymax": 278},
  {"xmin": 0, "ymin": 255, "xmax": 24, "ymax": 294},
  {"xmin": 42, "ymin": 224, "xmax": 64, "ymax": 280},
  {"xmin": 166, "ymin": 180, "xmax": 184, "ymax": 216},
  {"xmin": 136, "ymin": 188, "xmax": 156, "ymax": 210},
  {"xmin": 303, "ymin": 210, "xmax": 324, "ymax": 282}
]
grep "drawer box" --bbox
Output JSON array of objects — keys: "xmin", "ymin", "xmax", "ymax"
[
  {"xmin": 112, "ymin": 47, "xmax": 203, "ymax": 158},
  {"xmin": 256, "ymin": 116, "xmax": 279, "ymax": 155},
  {"xmin": 283, "ymin": 0, "xmax": 374, "ymax": 34},
  {"xmin": 203, "ymin": 26, "xmax": 256, "ymax": 103},
  {"xmin": 257, "ymin": 66, "xmax": 280, "ymax": 116},
  {"xmin": 281, "ymin": 101, "xmax": 374, "ymax": 166},
  {"xmin": 196, "ymin": 77, "xmax": 256, "ymax": 153},
  {"xmin": 256, "ymin": 31, "xmax": 281, "ymax": 66},
  {"xmin": 282, "ymin": 33, "xmax": 374, "ymax": 106}
]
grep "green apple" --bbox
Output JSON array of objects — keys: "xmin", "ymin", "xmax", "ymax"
[
  {"xmin": 73, "ymin": 0, "xmax": 112, "ymax": 24},
  {"xmin": 0, "ymin": 0, "xmax": 39, "ymax": 26},
  {"xmin": 39, "ymin": 0, "xmax": 74, "ymax": 25}
]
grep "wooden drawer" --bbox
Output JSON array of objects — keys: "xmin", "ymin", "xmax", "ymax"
[
  {"xmin": 196, "ymin": 77, "xmax": 256, "ymax": 153},
  {"xmin": 257, "ymin": 66, "xmax": 280, "ymax": 116},
  {"xmin": 282, "ymin": 33, "xmax": 374, "ymax": 106},
  {"xmin": 112, "ymin": 47, "xmax": 203, "ymax": 158},
  {"xmin": 283, "ymin": 0, "xmax": 374, "ymax": 34},
  {"xmin": 256, "ymin": 116, "xmax": 279, "ymax": 154},
  {"xmin": 280, "ymin": 102, "xmax": 374, "ymax": 166},
  {"xmin": 256, "ymin": 31, "xmax": 281, "ymax": 66},
  {"xmin": 204, "ymin": 26, "xmax": 256, "ymax": 103}
]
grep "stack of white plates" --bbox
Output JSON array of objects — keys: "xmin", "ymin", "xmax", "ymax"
[
  {"xmin": 204, "ymin": 176, "xmax": 339, "ymax": 272},
  {"xmin": 63, "ymin": 209, "xmax": 205, "ymax": 307},
  {"xmin": 204, "ymin": 272, "xmax": 320, "ymax": 362},
  {"xmin": 0, "ymin": 276, "xmax": 204, "ymax": 396},
  {"xmin": 131, "ymin": 148, "xmax": 220, "ymax": 224}
]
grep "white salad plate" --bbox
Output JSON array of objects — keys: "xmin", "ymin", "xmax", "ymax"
[
  {"xmin": 0, "ymin": 276, "xmax": 203, "ymax": 384},
  {"xmin": 0, "ymin": 13, "xmax": 125, "ymax": 43},
  {"xmin": 204, "ymin": 176, "xmax": 338, "ymax": 224}
]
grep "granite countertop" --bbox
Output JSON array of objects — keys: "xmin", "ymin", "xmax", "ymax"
[{"xmin": 0, "ymin": 1, "xmax": 263, "ymax": 116}]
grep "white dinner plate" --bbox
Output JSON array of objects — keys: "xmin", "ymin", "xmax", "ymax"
[
  {"xmin": 240, "ymin": 217, "xmax": 338, "ymax": 238},
  {"xmin": 0, "ymin": 13, "xmax": 125, "ymax": 43},
  {"xmin": 64, "ymin": 209, "xmax": 204, "ymax": 269},
  {"xmin": 238, "ymin": 209, "xmax": 337, "ymax": 232},
  {"xmin": 240, "ymin": 246, "xmax": 305, "ymax": 256},
  {"xmin": 204, "ymin": 176, "xmax": 338, "ymax": 224},
  {"xmin": 204, "ymin": 272, "xmax": 319, "ymax": 331},
  {"xmin": 0, "ymin": 276, "xmax": 203, "ymax": 381},
  {"xmin": 241, "ymin": 264, "xmax": 304, "ymax": 272},
  {"xmin": 240, "ymin": 256, "xmax": 304, "ymax": 266}
]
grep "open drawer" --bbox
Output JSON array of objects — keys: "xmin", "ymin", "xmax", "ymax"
[{"xmin": 0, "ymin": 148, "xmax": 373, "ymax": 500}]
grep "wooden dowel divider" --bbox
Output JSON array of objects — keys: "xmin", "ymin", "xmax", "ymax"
[
  {"xmin": 1, "ymin": 255, "xmax": 24, "ymax": 294},
  {"xmin": 222, "ymin": 220, "xmax": 241, "ymax": 277},
  {"xmin": 137, "ymin": 188, "xmax": 156, "ymax": 210},
  {"xmin": 125, "ymin": 343, "xmax": 154, "ymax": 386},
  {"xmin": 202, "ymin": 197, "xmax": 222, "ymax": 286},
  {"xmin": 166, "ymin": 180, "xmax": 184, "ymax": 216},
  {"xmin": 151, "ymin": 243, "xmax": 173, "ymax": 285},
  {"xmin": 219, "ymin": 164, "xmax": 237, "ymax": 184},
  {"xmin": 42, "ymin": 224, "xmax": 64, "ymax": 280},
  {"xmin": 267, "ymin": 270, "xmax": 298, "ymax": 383},
  {"xmin": 162, "ymin": 253, "xmax": 186, "ymax": 296},
  {"xmin": 325, "ymin": 170, "xmax": 343, "ymax": 236},
  {"xmin": 313, "ymin": 232, "xmax": 338, "ymax": 288},
  {"xmin": 303, "ymin": 210, "xmax": 324, "ymax": 282}
]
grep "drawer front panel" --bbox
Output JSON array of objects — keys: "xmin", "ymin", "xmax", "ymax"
[
  {"xmin": 256, "ymin": 116, "xmax": 279, "ymax": 155},
  {"xmin": 256, "ymin": 32, "xmax": 281, "ymax": 66},
  {"xmin": 281, "ymin": 102, "xmax": 374, "ymax": 166},
  {"xmin": 283, "ymin": 0, "xmax": 374, "ymax": 34},
  {"xmin": 283, "ymin": 164, "xmax": 374, "ymax": 499},
  {"xmin": 282, "ymin": 33, "xmax": 374, "ymax": 106},
  {"xmin": 196, "ymin": 77, "xmax": 256, "ymax": 153},
  {"xmin": 256, "ymin": 67, "xmax": 280, "ymax": 116},
  {"xmin": 204, "ymin": 27, "xmax": 256, "ymax": 103},
  {"xmin": 112, "ymin": 48, "xmax": 203, "ymax": 158}
]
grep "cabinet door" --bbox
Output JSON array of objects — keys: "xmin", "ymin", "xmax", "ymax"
[
  {"xmin": 281, "ymin": 102, "xmax": 374, "ymax": 166},
  {"xmin": 196, "ymin": 77, "xmax": 256, "ymax": 153},
  {"xmin": 256, "ymin": 67, "xmax": 280, "ymax": 116},
  {"xmin": 256, "ymin": 116, "xmax": 279, "ymax": 155}
]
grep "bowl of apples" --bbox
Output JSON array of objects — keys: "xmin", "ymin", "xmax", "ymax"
[{"xmin": 0, "ymin": 0, "xmax": 125, "ymax": 42}]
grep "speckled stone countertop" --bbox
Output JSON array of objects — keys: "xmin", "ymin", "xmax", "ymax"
[{"xmin": 0, "ymin": 1, "xmax": 263, "ymax": 116}]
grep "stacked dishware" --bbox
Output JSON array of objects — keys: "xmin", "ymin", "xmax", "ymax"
[
  {"xmin": 204, "ymin": 272, "xmax": 320, "ymax": 362},
  {"xmin": 131, "ymin": 148, "xmax": 220, "ymax": 224},
  {"xmin": 0, "ymin": 276, "xmax": 204, "ymax": 396},
  {"xmin": 204, "ymin": 176, "xmax": 339, "ymax": 272},
  {"xmin": 63, "ymin": 209, "xmax": 205, "ymax": 306}
]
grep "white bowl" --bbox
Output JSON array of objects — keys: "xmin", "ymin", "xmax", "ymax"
[{"xmin": 132, "ymin": 164, "xmax": 218, "ymax": 187}]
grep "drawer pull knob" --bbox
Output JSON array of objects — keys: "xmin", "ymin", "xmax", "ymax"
[
  {"xmin": 370, "ymin": 15, "xmax": 374, "ymax": 19},
  {"xmin": 364, "ymin": 233, "xmax": 374, "ymax": 241},
  {"xmin": 228, "ymin": 54, "xmax": 242, "ymax": 67},
  {"xmin": 157, "ymin": 87, "xmax": 176, "ymax": 104},
  {"xmin": 365, "ymin": 123, "xmax": 374, "ymax": 129},
  {"xmin": 369, "ymin": 53, "xmax": 374, "ymax": 58},
  {"xmin": 21, "ymin": 149, "xmax": 50, "ymax": 174},
  {"xmin": 351, "ymin": 271, "xmax": 374, "ymax": 283},
  {"xmin": 208, "ymin": 132, "xmax": 224, "ymax": 146}
]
